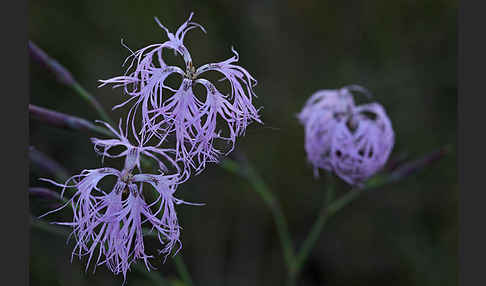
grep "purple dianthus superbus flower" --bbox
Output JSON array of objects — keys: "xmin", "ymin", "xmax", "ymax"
[
  {"xmin": 41, "ymin": 160, "xmax": 193, "ymax": 279},
  {"xmin": 40, "ymin": 121, "xmax": 198, "ymax": 279},
  {"xmin": 40, "ymin": 13, "xmax": 259, "ymax": 280},
  {"xmin": 99, "ymin": 13, "xmax": 262, "ymax": 173},
  {"xmin": 298, "ymin": 85, "xmax": 394, "ymax": 186}
]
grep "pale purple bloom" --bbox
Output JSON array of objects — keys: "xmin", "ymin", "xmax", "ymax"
[
  {"xmin": 39, "ymin": 12, "xmax": 259, "ymax": 281},
  {"xmin": 91, "ymin": 119, "xmax": 188, "ymax": 180},
  {"xmin": 40, "ymin": 162, "xmax": 194, "ymax": 278},
  {"xmin": 298, "ymin": 86, "xmax": 394, "ymax": 186},
  {"xmin": 40, "ymin": 168, "xmax": 128, "ymax": 274},
  {"xmin": 195, "ymin": 48, "xmax": 261, "ymax": 137},
  {"xmin": 99, "ymin": 13, "xmax": 261, "ymax": 172}
]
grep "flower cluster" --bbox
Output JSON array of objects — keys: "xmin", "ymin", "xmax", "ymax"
[
  {"xmin": 298, "ymin": 85, "xmax": 394, "ymax": 186},
  {"xmin": 99, "ymin": 12, "xmax": 261, "ymax": 173},
  {"xmin": 42, "ymin": 13, "xmax": 260, "ymax": 279}
]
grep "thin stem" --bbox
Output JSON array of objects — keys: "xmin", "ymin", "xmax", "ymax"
[
  {"xmin": 71, "ymin": 82, "xmax": 113, "ymax": 124},
  {"xmin": 28, "ymin": 41, "xmax": 75, "ymax": 86},
  {"xmin": 220, "ymin": 159, "xmax": 296, "ymax": 271},
  {"xmin": 29, "ymin": 146, "xmax": 71, "ymax": 182},
  {"xmin": 293, "ymin": 189, "xmax": 361, "ymax": 275},
  {"xmin": 29, "ymin": 40, "xmax": 113, "ymax": 124},
  {"xmin": 29, "ymin": 104, "xmax": 112, "ymax": 137},
  {"xmin": 324, "ymin": 173, "xmax": 336, "ymax": 207},
  {"xmin": 291, "ymin": 146, "xmax": 450, "ymax": 280},
  {"xmin": 221, "ymin": 147, "xmax": 448, "ymax": 286},
  {"xmin": 30, "ymin": 105, "xmax": 158, "ymax": 175},
  {"xmin": 173, "ymin": 255, "xmax": 194, "ymax": 286}
]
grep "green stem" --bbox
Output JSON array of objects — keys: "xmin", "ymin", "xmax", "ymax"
[
  {"xmin": 294, "ymin": 188, "xmax": 362, "ymax": 274},
  {"xmin": 220, "ymin": 159, "xmax": 296, "ymax": 271},
  {"xmin": 71, "ymin": 82, "xmax": 113, "ymax": 125},
  {"xmin": 324, "ymin": 173, "xmax": 336, "ymax": 207},
  {"xmin": 292, "ymin": 174, "xmax": 391, "ymax": 279},
  {"xmin": 29, "ymin": 41, "xmax": 113, "ymax": 125},
  {"xmin": 291, "ymin": 146, "xmax": 449, "ymax": 281},
  {"xmin": 223, "ymin": 147, "xmax": 448, "ymax": 286},
  {"xmin": 173, "ymin": 255, "xmax": 194, "ymax": 286}
]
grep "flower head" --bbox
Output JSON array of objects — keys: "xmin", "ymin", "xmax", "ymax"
[
  {"xmin": 40, "ymin": 158, "xmax": 194, "ymax": 278},
  {"xmin": 90, "ymin": 119, "xmax": 188, "ymax": 180},
  {"xmin": 39, "ymin": 13, "xmax": 260, "ymax": 281},
  {"xmin": 298, "ymin": 86, "xmax": 394, "ymax": 185},
  {"xmin": 99, "ymin": 13, "xmax": 261, "ymax": 172}
]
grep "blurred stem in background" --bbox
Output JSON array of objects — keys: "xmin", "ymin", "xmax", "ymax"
[
  {"xmin": 221, "ymin": 147, "xmax": 449, "ymax": 286},
  {"xmin": 29, "ymin": 104, "xmax": 112, "ymax": 137},
  {"xmin": 29, "ymin": 145, "xmax": 70, "ymax": 183},
  {"xmin": 220, "ymin": 158, "xmax": 297, "ymax": 270},
  {"xmin": 29, "ymin": 41, "xmax": 113, "ymax": 125},
  {"xmin": 173, "ymin": 255, "xmax": 194, "ymax": 286},
  {"xmin": 29, "ymin": 41, "xmax": 450, "ymax": 286}
]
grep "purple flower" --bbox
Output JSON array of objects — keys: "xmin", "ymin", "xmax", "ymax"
[
  {"xmin": 91, "ymin": 119, "xmax": 188, "ymax": 180},
  {"xmin": 40, "ymin": 163, "xmax": 196, "ymax": 278},
  {"xmin": 40, "ymin": 168, "xmax": 128, "ymax": 274},
  {"xmin": 39, "ymin": 12, "xmax": 261, "ymax": 281},
  {"xmin": 298, "ymin": 86, "xmax": 394, "ymax": 186},
  {"xmin": 99, "ymin": 13, "xmax": 261, "ymax": 172}
]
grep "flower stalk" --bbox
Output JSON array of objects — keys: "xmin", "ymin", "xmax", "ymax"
[
  {"xmin": 222, "ymin": 146, "xmax": 449, "ymax": 285},
  {"xmin": 29, "ymin": 146, "xmax": 70, "ymax": 183},
  {"xmin": 173, "ymin": 255, "xmax": 194, "ymax": 286},
  {"xmin": 29, "ymin": 41, "xmax": 113, "ymax": 124},
  {"xmin": 29, "ymin": 104, "xmax": 112, "ymax": 137},
  {"xmin": 220, "ymin": 158, "xmax": 297, "ymax": 271}
]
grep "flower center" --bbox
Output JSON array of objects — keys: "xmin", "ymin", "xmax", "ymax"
[
  {"xmin": 120, "ymin": 169, "xmax": 134, "ymax": 184},
  {"xmin": 185, "ymin": 61, "xmax": 197, "ymax": 80}
]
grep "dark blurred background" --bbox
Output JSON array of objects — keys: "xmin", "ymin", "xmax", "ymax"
[{"xmin": 29, "ymin": 0, "xmax": 457, "ymax": 285}]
